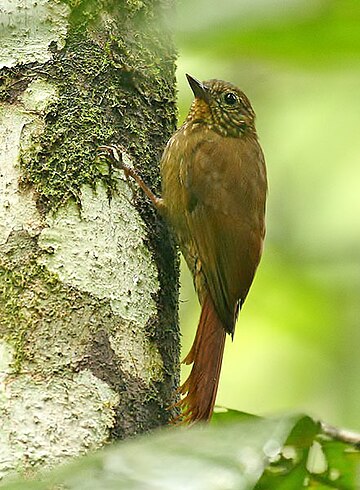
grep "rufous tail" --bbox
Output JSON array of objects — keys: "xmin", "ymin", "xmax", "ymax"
[{"xmin": 175, "ymin": 293, "xmax": 226, "ymax": 424}]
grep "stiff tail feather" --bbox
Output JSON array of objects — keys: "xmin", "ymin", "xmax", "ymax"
[{"xmin": 174, "ymin": 293, "xmax": 226, "ymax": 424}]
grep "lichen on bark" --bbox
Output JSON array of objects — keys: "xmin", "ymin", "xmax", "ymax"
[
  {"xmin": 0, "ymin": 0, "xmax": 179, "ymax": 477},
  {"xmin": 20, "ymin": 0, "xmax": 178, "ymax": 212}
]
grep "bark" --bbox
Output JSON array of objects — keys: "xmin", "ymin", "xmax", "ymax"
[{"xmin": 0, "ymin": 0, "xmax": 179, "ymax": 478}]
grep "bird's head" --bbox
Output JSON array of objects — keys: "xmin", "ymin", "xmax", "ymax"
[{"xmin": 186, "ymin": 74, "xmax": 256, "ymax": 137}]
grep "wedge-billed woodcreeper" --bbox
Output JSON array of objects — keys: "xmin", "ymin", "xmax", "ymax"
[{"xmin": 101, "ymin": 74, "xmax": 267, "ymax": 424}]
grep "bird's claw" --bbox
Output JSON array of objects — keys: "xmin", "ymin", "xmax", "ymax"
[
  {"xmin": 98, "ymin": 143, "xmax": 162, "ymax": 211},
  {"xmin": 98, "ymin": 145, "xmax": 136, "ymax": 187},
  {"xmin": 98, "ymin": 145, "xmax": 127, "ymax": 170}
]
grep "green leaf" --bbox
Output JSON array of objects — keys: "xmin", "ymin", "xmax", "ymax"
[
  {"xmin": 211, "ymin": 407, "xmax": 260, "ymax": 425},
  {"xmin": 257, "ymin": 462, "xmax": 308, "ymax": 490},
  {"xmin": 255, "ymin": 416, "xmax": 319, "ymax": 489},
  {"xmin": 4, "ymin": 413, "xmax": 359, "ymax": 490},
  {"xmin": 320, "ymin": 439, "xmax": 360, "ymax": 489},
  {"xmin": 1, "ymin": 414, "xmax": 314, "ymax": 490}
]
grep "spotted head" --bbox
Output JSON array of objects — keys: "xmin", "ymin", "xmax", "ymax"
[{"xmin": 185, "ymin": 74, "xmax": 256, "ymax": 137}]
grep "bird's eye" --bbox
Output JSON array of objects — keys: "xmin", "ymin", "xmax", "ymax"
[{"xmin": 223, "ymin": 92, "xmax": 238, "ymax": 106}]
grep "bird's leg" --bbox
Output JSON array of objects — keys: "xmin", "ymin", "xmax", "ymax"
[{"xmin": 98, "ymin": 145, "xmax": 165, "ymax": 213}]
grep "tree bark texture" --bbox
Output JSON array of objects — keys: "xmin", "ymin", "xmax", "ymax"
[{"xmin": 0, "ymin": 0, "xmax": 179, "ymax": 478}]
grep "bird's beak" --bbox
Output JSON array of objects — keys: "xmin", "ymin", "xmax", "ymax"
[{"xmin": 186, "ymin": 74, "xmax": 209, "ymax": 102}]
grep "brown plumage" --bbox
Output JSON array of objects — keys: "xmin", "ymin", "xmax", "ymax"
[
  {"xmin": 161, "ymin": 75, "xmax": 267, "ymax": 423},
  {"xmin": 100, "ymin": 74, "xmax": 267, "ymax": 424},
  {"xmin": 178, "ymin": 294, "xmax": 226, "ymax": 421}
]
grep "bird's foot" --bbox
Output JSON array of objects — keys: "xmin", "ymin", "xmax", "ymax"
[
  {"xmin": 98, "ymin": 144, "xmax": 132, "ymax": 179},
  {"xmin": 98, "ymin": 144, "xmax": 164, "ymax": 212}
]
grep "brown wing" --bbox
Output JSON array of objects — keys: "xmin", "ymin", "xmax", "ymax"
[{"xmin": 181, "ymin": 129, "xmax": 267, "ymax": 334}]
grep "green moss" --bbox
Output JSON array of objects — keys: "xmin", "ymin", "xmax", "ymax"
[
  {"xmin": 0, "ymin": 66, "xmax": 32, "ymax": 103},
  {"xmin": 0, "ymin": 270, "xmax": 27, "ymax": 372},
  {"xmin": 19, "ymin": 1, "xmax": 177, "ymax": 211},
  {"xmin": 0, "ymin": 231, "xmax": 116, "ymax": 375},
  {"xmin": 0, "ymin": 238, "xmax": 60, "ymax": 372},
  {"xmin": 61, "ymin": 0, "xmax": 158, "ymax": 26},
  {"xmin": 1, "ymin": 0, "xmax": 180, "ymax": 433}
]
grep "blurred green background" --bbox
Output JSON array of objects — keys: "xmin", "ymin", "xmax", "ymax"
[{"xmin": 173, "ymin": 0, "xmax": 360, "ymax": 430}]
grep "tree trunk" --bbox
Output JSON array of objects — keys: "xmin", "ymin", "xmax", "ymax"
[{"xmin": 0, "ymin": 0, "xmax": 179, "ymax": 477}]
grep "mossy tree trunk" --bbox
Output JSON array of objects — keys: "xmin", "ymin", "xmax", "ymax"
[{"xmin": 0, "ymin": 0, "xmax": 179, "ymax": 478}]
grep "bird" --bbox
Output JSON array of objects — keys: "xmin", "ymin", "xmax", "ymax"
[{"xmin": 100, "ymin": 74, "xmax": 267, "ymax": 424}]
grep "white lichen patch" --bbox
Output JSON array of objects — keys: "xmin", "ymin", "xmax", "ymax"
[
  {"xmin": 38, "ymin": 181, "xmax": 159, "ymax": 326},
  {"xmin": 21, "ymin": 79, "xmax": 59, "ymax": 113},
  {"xmin": 0, "ymin": 342, "xmax": 14, "ymax": 407},
  {"xmin": 0, "ymin": 79, "xmax": 57, "ymax": 245},
  {"xmin": 0, "ymin": 0, "xmax": 69, "ymax": 68},
  {"xmin": 0, "ymin": 95, "xmax": 50, "ymax": 244},
  {"xmin": 0, "ymin": 369, "xmax": 119, "ymax": 477},
  {"xmin": 38, "ymin": 177, "xmax": 163, "ymax": 385},
  {"xmin": 110, "ymin": 330, "xmax": 164, "ymax": 384}
]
